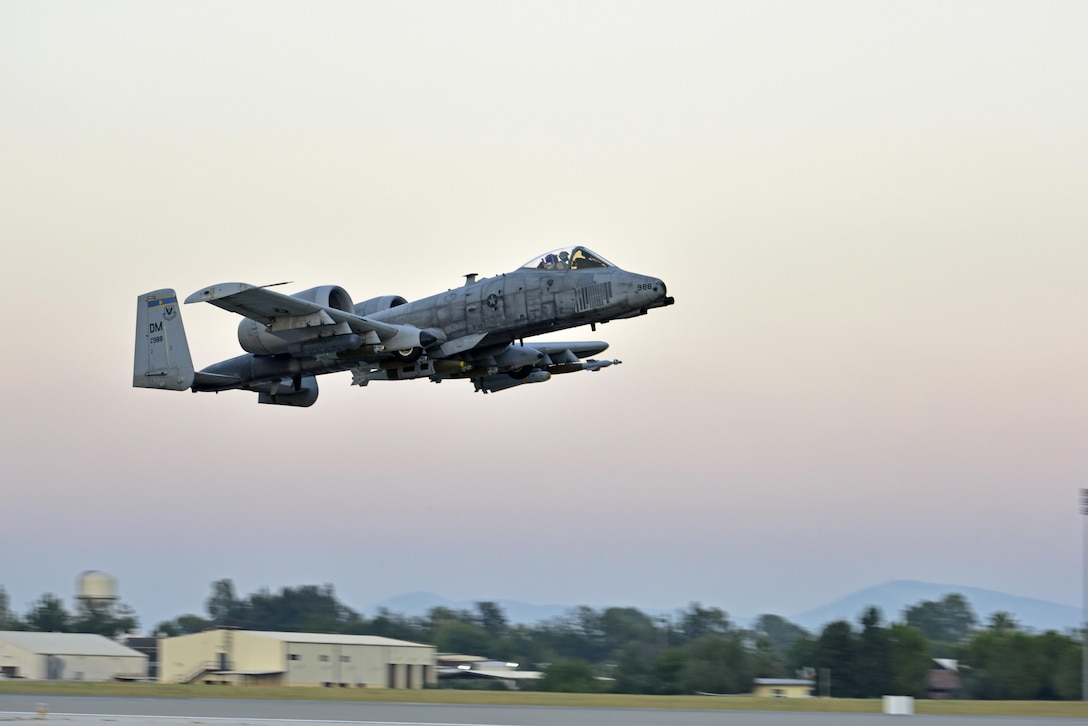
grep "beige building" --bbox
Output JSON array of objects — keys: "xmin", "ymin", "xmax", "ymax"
[
  {"xmin": 159, "ymin": 629, "xmax": 435, "ymax": 688},
  {"xmin": 0, "ymin": 631, "xmax": 148, "ymax": 681},
  {"xmin": 752, "ymin": 677, "xmax": 815, "ymax": 698}
]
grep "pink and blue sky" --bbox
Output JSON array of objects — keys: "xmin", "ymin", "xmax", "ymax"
[{"xmin": 1, "ymin": 1, "xmax": 1085, "ymax": 630}]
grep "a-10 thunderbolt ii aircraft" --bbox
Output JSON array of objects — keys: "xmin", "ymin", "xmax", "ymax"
[{"xmin": 134, "ymin": 245, "xmax": 673, "ymax": 406}]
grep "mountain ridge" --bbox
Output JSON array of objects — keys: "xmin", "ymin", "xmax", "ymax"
[
  {"xmin": 366, "ymin": 580, "xmax": 1080, "ymax": 633},
  {"xmin": 788, "ymin": 579, "xmax": 1080, "ymax": 632}
]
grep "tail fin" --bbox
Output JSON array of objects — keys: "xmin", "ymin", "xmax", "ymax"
[{"xmin": 133, "ymin": 289, "xmax": 195, "ymax": 390}]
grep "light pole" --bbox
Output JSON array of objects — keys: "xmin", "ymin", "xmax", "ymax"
[
  {"xmin": 1081, "ymin": 488, "xmax": 1088, "ymax": 702},
  {"xmin": 656, "ymin": 616, "xmax": 669, "ymax": 654}
]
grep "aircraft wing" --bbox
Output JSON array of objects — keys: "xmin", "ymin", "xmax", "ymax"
[
  {"xmin": 185, "ymin": 283, "xmax": 322, "ymax": 323},
  {"xmin": 184, "ymin": 283, "xmax": 429, "ymax": 350},
  {"xmin": 473, "ymin": 340, "xmax": 620, "ymax": 393}
]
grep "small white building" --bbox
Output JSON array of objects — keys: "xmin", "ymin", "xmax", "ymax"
[
  {"xmin": 752, "ymin": 677, "xmax": 815, "ymax": 698},
  {"xmin": 159, "ymin": 629, "xmax": 436, "ymax": 688},
  {"xmin": 0, "ymin": 631, "xmax": 148, "ymax": 681}
]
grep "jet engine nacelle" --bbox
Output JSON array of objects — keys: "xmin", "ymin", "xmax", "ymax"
[
  {"xmin": 354, "ymin": 295, "xmax": 408, "ymax": 317},
  {"xmin": 292, "ymin": 285, "xmax": 356, "ymax": 312},
  {"xmin": 237, "ymin": 285, "xmax": 357, "ymax": 356}
]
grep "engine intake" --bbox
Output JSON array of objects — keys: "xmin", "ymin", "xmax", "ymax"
[
  {"xmin": 292, "ymin": 285, "xmax": 355, "ymax": 312},
  {"xmin": 238, "ymin": 285, "xmax": 357, "ymax": 356},
  {"xmin": 354, "ymin": 295, "xmax": 408, "ymax": 317}
]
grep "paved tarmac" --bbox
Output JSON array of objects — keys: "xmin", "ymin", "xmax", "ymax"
[{"xmin": 0, "ymin": 695, "xmax": 1085, "ymax": 726}]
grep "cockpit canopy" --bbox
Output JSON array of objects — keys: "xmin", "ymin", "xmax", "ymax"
[{"xmin": 521, "ymin": 246, "xmax": 616, "ymax": 271}]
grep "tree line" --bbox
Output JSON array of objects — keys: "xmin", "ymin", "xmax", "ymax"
[
  {"xmin": 0, "ymin": 588, "xmax": 137, "ymax": 638},
  {"xmin": 0, "ymin": 581, "xmax": 1081, "ymax": 699}
]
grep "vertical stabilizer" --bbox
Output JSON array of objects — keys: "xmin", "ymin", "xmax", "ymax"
[{"xmin": 134, "ymin": 289, "xmax": 195, "ymax": 390}]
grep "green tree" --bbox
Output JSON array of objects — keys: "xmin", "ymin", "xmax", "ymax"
[
  {"xmin": 986, "ymin": 611, "xmax": 1019, "ymax": 635},
  {"xmin": 650, "ymin": 647, "xmax": 687, "ymax": 694},
  {"xmin": 613, "ymin": 640, "xmax": 654, "ymax": 693},
  {"xmin": 495, "ymin": 622, "xmax": 546, "ymax": 671},
  {"xmin": 25, "ymin": 593, "xmax": 70, "ymax": 632},
  {"xmin": 534, "ymin": 607, "xmax": 607, "ymax": 663},
  {"xmin": 474, "ymin": 602, "xmax": 508, "ymax": 638},
  {"xmin": 242, "ymin": 584, "xmax": 360, "ymax": 632},
  {"xmin": 964, "ymin": 628, "xmax": 1080, "ymax": 700},
  {"xmin": 747, "ymin": 632, "xmax": 784, "ymax": 679},
  {"xmin": 675, "ymin": 603, "xmax": 731, "ymax": 645},
  {"xmin": 814, "ymin": 620, "xmax": 857, "ymax": 697},
  {"xmin": 855, "ymin": 607, "xmax": 891, "ymax": 698},
  {"xmin": 903, "ymin": 593, "xmax": 977, "ymax": 643},
  {"xmin": 155, "ymin": 613, "xmax": 212, "ymax": 636},
  {"xmin": 987, "ymin": 631, "xmax": 1042, "ymax": 699},
  {"xmin": 72, "ymin": 602, "xmax": 138, "ymax": 637},
  {"xmin": 753, "ymin": 614, "xmax": 809, "ymax": 661},
  {"xmin": 888, "ymin": 623, "xmax": 930, "ymax": 697},
  {"xmin": 154, "ymin": 619, "xmax": 182, "ymax": 637},
  {"xmin": 599, "ymin": 607, "xmax": 658, "ymax": 658},
  {"xmin": 367, "ymin": 608, "xmax": 425, "ymax": 642},
  {"xmin": 679, "ymin": 633, "xmax": 753, "ymax": 694},
  {"xmin": 205, "ymin": 579, "xmax": 243, "ymax": 626},
  {"xmin": 0, "ymin": 587, "xmax": 23, "ymax": 630},
  {"xmin": 571, "ymin": 606, "xmax": 607, "ymax": 660},
  {"xmin": 785, "ymin": 631, "xmax": 818, "ymax": 676},
  {"xmin": 541, "ymin": 657, "xmax": 600, "ymax": 692},
  {"xmin": 178, "ymin": 613, "xmax": 214, "ymax": 634},
  {"xmin": 1036, "ymin": 630, "xmax": 1080, "ymax": 700},
  {"xmin": 426, "ymin": 606, "xmax": 474, "ymax": 629},
  {"xmin": 432, "ymin": 620, "xmax": 493, "ymax": 655}
]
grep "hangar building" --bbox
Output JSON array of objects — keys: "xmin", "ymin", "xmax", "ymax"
[
  {"xmin": 0, "ymin": 631, "xmax": 148, "ymax": 681},
  {"xmin": 159, "ymin": 629, "xmax": 435, "ymax": 688},
  {"xmin": 752, "ymin": 677, "xmax": 815, "ymax": 698}
]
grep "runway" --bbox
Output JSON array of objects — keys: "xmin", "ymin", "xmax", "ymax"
[{"xmin": 0, "ymin": 695, "xmax": 1084, "ymax": 726}]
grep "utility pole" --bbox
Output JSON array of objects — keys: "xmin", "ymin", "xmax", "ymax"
[{"xmin": 1081, "ymin": 488, "xmax": 1088, "ymax": 702}]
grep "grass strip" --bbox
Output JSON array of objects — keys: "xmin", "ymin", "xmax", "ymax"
[{"xmin": 2, "ymin": 682, "xmax": 1088, "ymax": 718}]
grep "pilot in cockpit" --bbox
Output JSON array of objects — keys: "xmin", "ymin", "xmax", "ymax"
[
  {"xmin": 570, "ymin": 248, "xmax": 605, "ymax": 270},
  {"xmin": 527, "ymin": 246, "xmax": 613, "ymax": 272}
]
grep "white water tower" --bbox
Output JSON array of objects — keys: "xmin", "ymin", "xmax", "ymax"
[{"xmin": 76, "ymin": 570, "xmax": 119, "ymax": 612}]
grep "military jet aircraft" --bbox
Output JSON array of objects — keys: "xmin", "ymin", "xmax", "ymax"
[{"xmin": 134, "ymin": 245, "xmax": 673, "ymax": 406}]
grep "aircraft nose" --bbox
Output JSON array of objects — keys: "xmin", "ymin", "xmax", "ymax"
[
  {"xmin": 646, "ymin": 278, "xmax": 673, "ymax": 308},
  {"xmin": 624, "ymin": 274, "xmax": 672, "ymax": 310}
]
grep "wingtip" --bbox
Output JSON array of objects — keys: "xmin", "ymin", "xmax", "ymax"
[{"xmin": 184, "ymin": 282, "xmax": 254, "ymax": 304}]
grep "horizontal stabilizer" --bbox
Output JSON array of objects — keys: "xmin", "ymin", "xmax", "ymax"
[{"xmin": 192, "ymin": 371, "xmax": 243, "ymax": 392}]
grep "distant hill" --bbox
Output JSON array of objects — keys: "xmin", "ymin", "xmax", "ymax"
[
  {"xmin": 368, "ymin": 581, "xmax": 1081, "ymax": 634},
  {"xmin": 789, "ymin": 580, "xmax": 1080, "ymax": 633}
]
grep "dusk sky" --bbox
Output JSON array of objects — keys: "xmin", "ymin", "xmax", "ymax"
[{"xmin": 2, "ymin": 1, "xmax": 1085, "ymax": 631}]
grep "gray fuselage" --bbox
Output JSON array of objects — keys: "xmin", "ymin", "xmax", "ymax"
[{"xmin": 199, "ymin": 264, "xmax": 670, "ymax": 388}]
